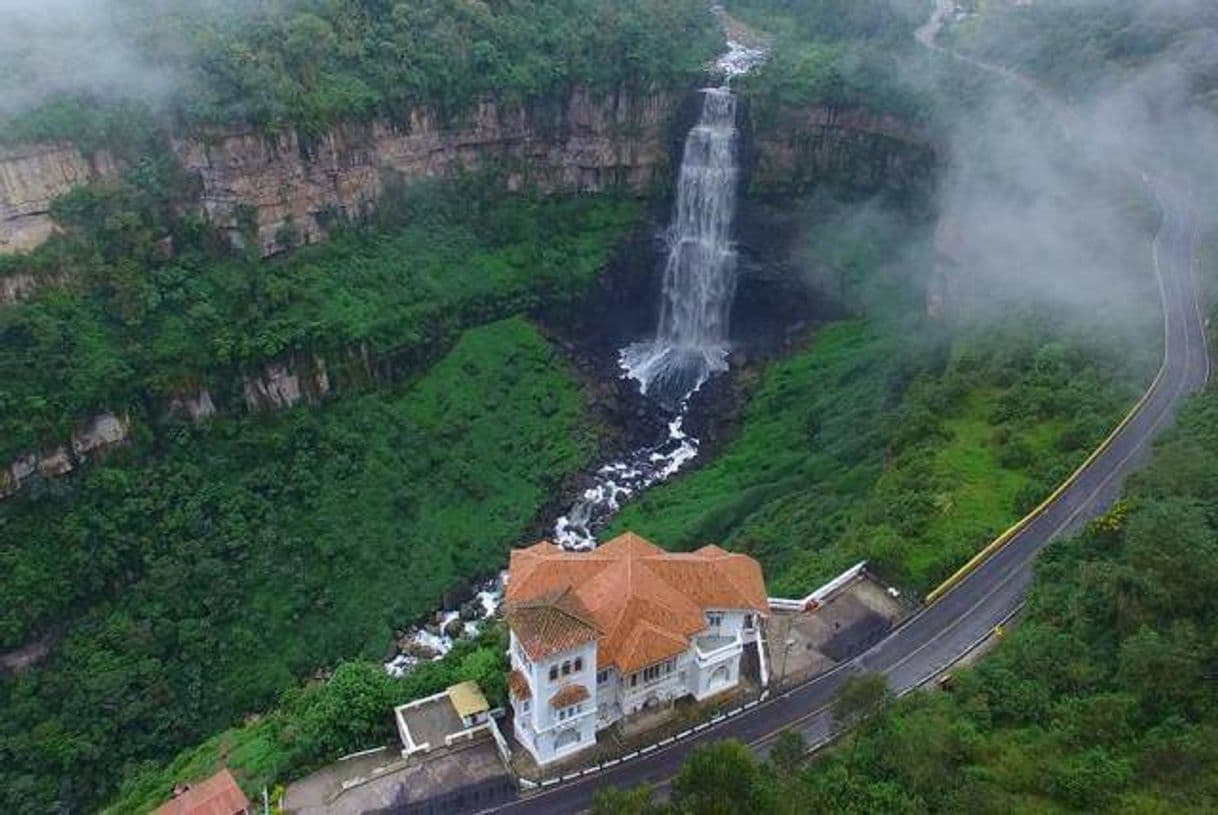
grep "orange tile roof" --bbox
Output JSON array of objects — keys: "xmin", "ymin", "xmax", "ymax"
[
  {"xmin": 153, "ymin": 768, "xmax": 248, "ymax": 815},
  {"xmin": 506, "ymin": 532, "xmax": 768, "ymax": 675},
  {"xmin": 549, "ymin": 683, "xmax": 591, "ymax": 708},
  {"xmin": 506, "ymin": 588, "xmax": 600, "ymax": 661},
  {"xmin": 508, "ymin": 669, "xmax": 532, "ymax": 700}
]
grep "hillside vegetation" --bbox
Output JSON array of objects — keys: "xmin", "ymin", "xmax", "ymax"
[
  {"xmin": 601, "ymin": 381, "xmax": 1218, "ymax": 814},
  {"xmin": 1, "ymin": 0, "xmax": 722, "ymax": 146},
  {"xmin": 731, "ymin": 0, "xmax": 931, "ymax": 125},
  {"xmin": 0, "ymin": 316, "xmax": 597, "ymax": 813},
  {"xmin": 610, "ymin": 193, "xmax": 1158, "ymax": 594},
  {"xmin": 945, "ymin": 0, "xmax": 1218, "ymax": 105},
  {"xmin": 0, "ymin": 164, "xmax": 637, "ymax": 467}
]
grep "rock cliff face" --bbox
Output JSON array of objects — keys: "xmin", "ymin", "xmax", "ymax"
[
  {"xmin": 0, "ymin": 94, "xmax": 934, "ymax": 266},
  {"xmin": 0, "ymin": 412, "xmax": 130, "ymax": 499},
  {"xmin": 747, "ymin": 106, "xmax": 936, "ymax": 198},
  {"xmin": 0, "ymin": 87, "xmax": 677, "ymax": 262},
  {"xmin": 179, "ymin": 88, "xmax": 676, "ymax": 254},
  {"xmin": 242, "ymin": 356, "xmax": 331, "ymax": 411},
  {"xmin": 0, "ymin": 143, "xmax": 120, "ymax": 253}
]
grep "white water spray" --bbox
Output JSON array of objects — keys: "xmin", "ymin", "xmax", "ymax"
[
  {"xmin": 622, "ymin": 76, "xmax": 746, "ymax": 403},
  {"xmin": 387, "ymin": 39, "xmax": 766, "ymax": 677},
  {"xmin": 554, "ymin": 40, "xmax": 765, "ymax": 550}
]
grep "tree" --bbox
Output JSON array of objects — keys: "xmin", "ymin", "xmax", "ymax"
[
  {"xmin": 831, "ymin": 671, "xmax": 892, "ymax": 733},
  {"xmin": 830, "ymin": 671, "xmax": 891, "ymax": 781},
  {"xmin": 671, "ymin": 740, "xmax": 780, "ymax": 815},
  {"xmin": 593, "ymin": 784, "xmax": 668, "ymax": 815},
  {"xmin": 768, "ymin": 729, "xmax": 807, "ymax": 776}
]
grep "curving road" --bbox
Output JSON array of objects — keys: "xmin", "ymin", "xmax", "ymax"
[{"xmin": 490, "ymin": 11, "xmax": 1211, "ymax": 815}]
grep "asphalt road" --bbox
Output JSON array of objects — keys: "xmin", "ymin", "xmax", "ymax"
[
  {"xmin": 493, "ymin": 191, "xmax": 1208, "ymax": 815},
  {"xmin": 488, "ymin": 17, "xmax": 1211, "ymax": 815}
]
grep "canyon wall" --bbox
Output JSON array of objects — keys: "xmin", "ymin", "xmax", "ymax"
[
  {"xmin": 0, "ymin": 93, "xmax": 940, "ymax": 499},
  {"xmin": 747, "ymin": 106, "xmax": 936, "ymax": 198},
  {"xmin": 0, "ymin": 94, "xmax": 936, "ymax": 263},
  {"xmin": 0, "ymin": 87, "xmax": 677, "ymax": 260},
  {"xmin": 0, "ymin": 143, "xmax": 120, "ymax": 254}
]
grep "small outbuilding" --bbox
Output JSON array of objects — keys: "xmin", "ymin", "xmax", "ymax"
[
  {"xmin": 394, "ymin": 681, "xmax": 493, "ymax": 757},
  {"xmin": 152, "ymin": 767, "xmax": 249, "ymax": 815}
]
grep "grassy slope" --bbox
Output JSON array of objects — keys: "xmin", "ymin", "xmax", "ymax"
[
  {"xmin": 609, "ymin": 189, "xmax": 1155, "ymax": 596},
  {"xmin": 782, "ymin": 384, "xmax": 1218, "ymax": 813},
  {"xmin": 634, "ymin": 381, "xmax": 1218, "ymax": 813},
  {"xmin": 0, "ymin": 184, "xmax": 639, "ymax": 467},
  {"xmin": 0, "ymin": 316, "xmax": 596, "ymax": 813}
]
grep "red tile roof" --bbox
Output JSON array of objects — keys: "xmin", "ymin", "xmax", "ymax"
[
  {"xmin": 549, "ymin": 683, "xmax": 591, "ymax": 708},
  {"xmin": 506, "ymin": 532, "xmax": 767, "ymax": 674},
  {"xmin": 506, "ymin": 588, "xmax": 600, "ymax": 661},
  {"xmin": 153, "ymin": 768, "xmax": 248, "ymax": 815},
  {"xmin": 508, "ymin": 669, "xmax": 532, "ymax": 700}
]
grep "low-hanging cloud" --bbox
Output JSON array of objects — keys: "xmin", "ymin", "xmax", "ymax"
[
  {"xmin": 0, "ymin": 0, "xmax": 181, "ymax": 116},
  {"xmin": 927, "ymin": 0, "xmax": 1218, "ymax": 325}
]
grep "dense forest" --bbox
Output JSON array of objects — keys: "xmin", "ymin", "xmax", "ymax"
[
  {"xmin": 596, "ymin": 1, "xmax": 1218, "ymax": 812},
  {"xmin": 610, "ymin": 0, "xmax": 1164, "ymax": 595},
  {"xmin": 1, "ymin": 0, "xmax": 722, "ymax": 145},
  {"xmin": 2, "ymin": 3, "xmax": 702, "ymax": 811},
  {"xmin": 2, "ymin": 0, "xmax": 1213, "ymax": 812},
  {"xmin": 946, "ymin": 0, "xmax": 1218, "ymax": 104},
  {"xmin": 595, "ymin": 379, "xmax": 1218, "ymax": 813}
]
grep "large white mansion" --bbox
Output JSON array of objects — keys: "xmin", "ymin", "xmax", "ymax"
[{"xmin": 504, "ymin": 532, "xmax": 769, "ymax": 766}]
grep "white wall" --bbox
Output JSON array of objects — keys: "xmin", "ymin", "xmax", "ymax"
[
  {"xmin": 510, "ymin": 633, "xmax": 598, "ymax": 765},
  {"xmin": 509, "ymin": 606, "xmax": 766, "ymax": 764}
]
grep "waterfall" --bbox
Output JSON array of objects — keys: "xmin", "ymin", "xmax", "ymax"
[
  {"xmin": 621, "ymin": 83, "xmax": 743, "ymax": 406},
  {"xmin": 387, "ymin": 36, "xmax": 770, "ymax": 677},
  {"xmin": 553, "ymin": 39, "xmax": 765, "ymax": 550}
]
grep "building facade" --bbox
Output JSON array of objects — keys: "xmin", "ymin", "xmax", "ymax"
[{"xmin": 505, "ymin": 532, "xmax": 769, "ymax": 766}]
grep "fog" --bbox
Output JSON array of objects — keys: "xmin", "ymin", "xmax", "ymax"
[
  {"xmin": 0, "ymin": 0, "xmax": 174, "ymax": 115},
  {"xmin": 923, "ymin": 0, "xmax": 1218, "ymax": 326},
  {"xmin": 0, "ymin": 0, "xmax": 263, "ymax": 119}
]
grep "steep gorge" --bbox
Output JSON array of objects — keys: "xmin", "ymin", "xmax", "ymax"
[
  {"xmin": 0, "ymin": 92, "xmax": 933, "ymax": 268},
  {"xmin": 0, "ymin": 88, "xmax": 677, "ymax": 262},
  {"xmin": 0, "ymin": 87, "xmax": 936, "ymax": 503}
]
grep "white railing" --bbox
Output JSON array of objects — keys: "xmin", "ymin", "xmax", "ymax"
[{"xmin": 768, "ymin": 561, "xmax": 867, "ymax": 612}]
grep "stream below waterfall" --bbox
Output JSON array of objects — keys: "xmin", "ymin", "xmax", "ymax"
[{"xmin": 386, "ymin": 37, "xmax": 767, "ymax": 677}]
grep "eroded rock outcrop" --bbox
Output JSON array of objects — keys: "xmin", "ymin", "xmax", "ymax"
[
  {"xmin": 0, "ymin": 92, "xmax": 934, "ymax": 267},
  {"xmin": 168, "ymin": 388, "xmax": 217, "ymax": 421},
  {"xmin": 0, "ymin": 143, "xmax": 119, "ymax": 253},
  {"xmin": 175, "ymin": 87, "xmax": 674, "ymax": 254},
  {"xmin": 242, "ymin": 356, "xmax": 331, "ymax": 411},
  {"xmin": 0, "ymin": 412, "xmax": 129, "ymax": 499}
]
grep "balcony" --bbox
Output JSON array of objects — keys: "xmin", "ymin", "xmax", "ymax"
[{"xmin": 694, "ymin": 633, "xmax": 741, "ymax": 667}]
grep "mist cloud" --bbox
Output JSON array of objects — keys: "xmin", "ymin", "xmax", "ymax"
[
  {"xmin": 0, "ymin": 1, "xmax": 180, "ymax": 116},
  {"xmin": 929, "ymin": 0, "xmax": 1218, "ymax": 323}
]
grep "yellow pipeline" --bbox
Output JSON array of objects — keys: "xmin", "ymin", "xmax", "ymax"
[{"xmin": 924, "ymin": 231, "xmax": 1173, "ymax": 606}]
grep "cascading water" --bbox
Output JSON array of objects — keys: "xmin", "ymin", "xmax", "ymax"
[
  {"xmin": 621, "ymin": 85, "xmax": 742, "ymax": 404},
  {"xmin": 385, "ymin": 37, "xmax": 766, "ymax": 676},
  {"xmin": 554, "ymin": 40, "xmax": 766, "ymax": 550}
]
